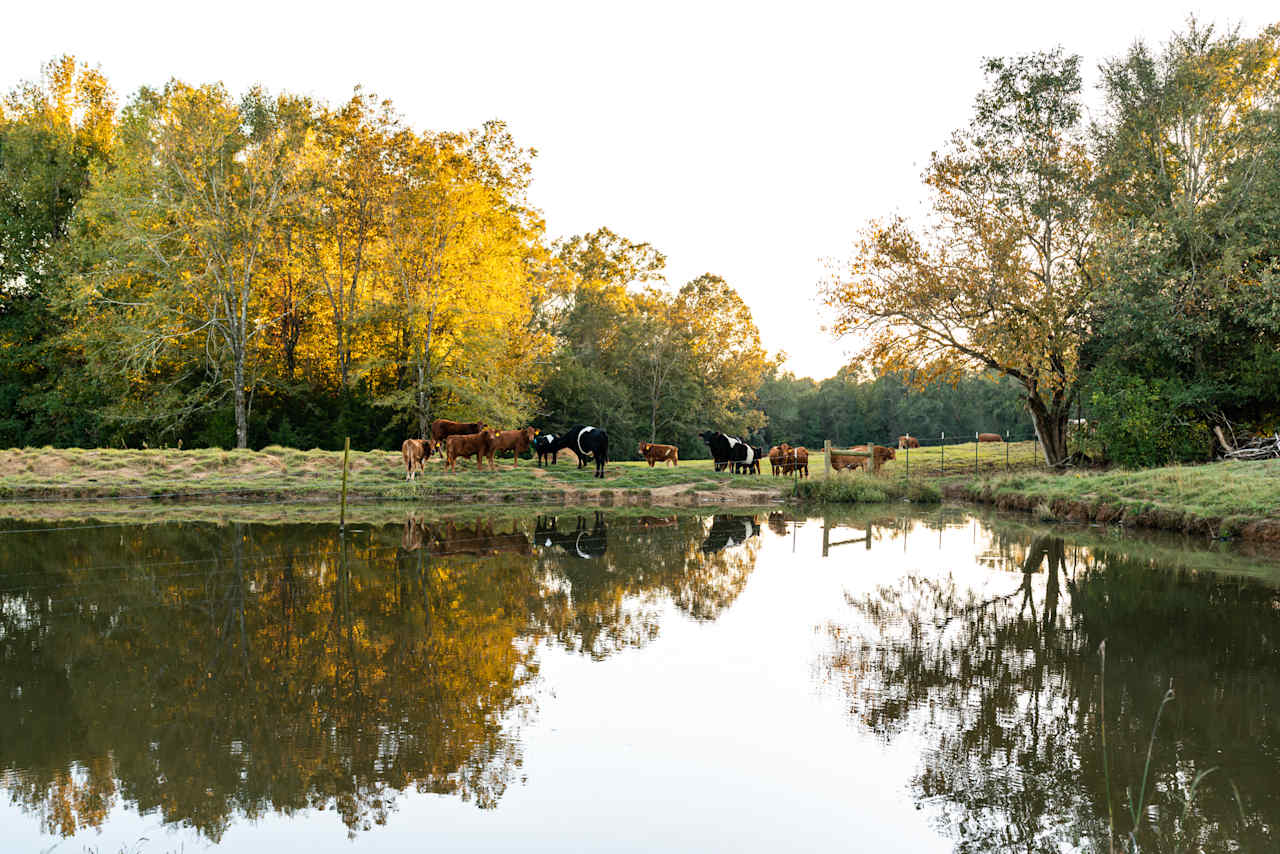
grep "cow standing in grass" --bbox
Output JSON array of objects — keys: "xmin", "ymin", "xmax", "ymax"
[
  {"xmin": 778, "ymin": 445, "xmax": 809, "ymax": 477},
  {"xmin": 430, "ymin": 418, "xmax": 487, "ymax": 445},
  {"xmin": 699, "ymin": 430, "xmax": 757, "ymax": 474},
  {"xmin": 978, "ymin": 433, "xmax": 1003, "ymax": 443},
  {"xmin": 445, "ymin": 429, "xmax": 500, "ymax": 472},
  {"xmin": 492, "ymin": 427, "xmax": 538, "ymax": 466},
  {"xmin": 638, "ymin": 442, "xmax": 679, "ymax": 467},
  {"xmin": 401, "ymin": 438, "xmax": 436, "ymax": 480},
  {"xmin": 830, "ymin": 444, "xmax": 895, "ymax": 473},
  {"xmin": 543, "ymin": 426, "xmax": 609, "ymax": 478},
  {"xmin": 533, "ymin": 433, "xmax": 559, "ymax": 466},
  {"xmin": 897, "ymin": 435, "xmax": 920, "ymax": 449}
]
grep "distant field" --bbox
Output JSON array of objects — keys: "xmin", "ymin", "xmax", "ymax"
[{"xmin": 734, "ymin": 439, "xmax": 1046, "ymax": 479}]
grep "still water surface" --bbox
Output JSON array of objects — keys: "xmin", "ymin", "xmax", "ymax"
[{"xmin": 1, "ymin": 508, "xmax": 1277, "ymax": 852}]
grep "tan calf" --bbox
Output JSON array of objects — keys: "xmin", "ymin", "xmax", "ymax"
[{"xmin": 637, "ymin": 442, "xmax": 679, "ymax": 467}]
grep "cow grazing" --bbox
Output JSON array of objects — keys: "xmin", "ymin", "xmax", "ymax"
[
  {"xmin": 543, "ymin": 425, "xmax": 610, "ymax": 478},
  {"xmin": 897, "ymin": 435, "xmax": 920, "ymax": 449},
  {"xmin": 830, "ymin": 444, "xmax": 896, "ymax": 473},
  {"xmin": 533, "ymin": 433, "xmax": 559, "ymax": 466},
  {"xmin": 699, "ymin": 431, "xmax": 758, "ymax": 474},
  {"xmin": 445, "ymin": 429, "xmax": 500, "ymax": 472},
  {"xmin": 401, "ymin": 438, "xmax": 436, "ymax": 480},
  {"xmin": 638, "ymin": 442, "xmax": 679, "ymax": 467},
  {"xmin": 492, "ymin": 426, "xmax": 538, "ymax": 466},
  {"xmin": 978, "ymin": 433, "xmax": 1003, "ymax": 443},
  {"xmin": 430, "ymin": 418, "xmax": 487, "ymax": 445}
]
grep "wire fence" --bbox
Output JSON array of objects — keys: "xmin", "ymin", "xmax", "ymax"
[{"xmin": 810, "ymin": 431, "xmax": 1047, "ymax": 479}]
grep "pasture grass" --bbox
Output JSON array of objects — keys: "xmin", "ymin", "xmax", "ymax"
[{"xmin": 0, "ymin": 446, "xmax": 784, "ymax": 505}]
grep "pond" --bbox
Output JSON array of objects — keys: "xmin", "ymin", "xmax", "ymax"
[{"xmin": 1, "ymin": 507, "xmax": 1277, "ymax": 852}]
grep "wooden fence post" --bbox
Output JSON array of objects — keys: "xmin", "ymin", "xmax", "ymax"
[
  {"xmin": 339, "ymin": 436, "xmax": 350, "ymax": 533},
  {"xmin": 824, "ymin": 439, "xmax": 832, "ymax": 479}
]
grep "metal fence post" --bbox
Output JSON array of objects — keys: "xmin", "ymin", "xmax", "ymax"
[
  {"xmin": 824, "ymin": 439, "xmax": 831, "ymax": 480},
  {"xmin": 974, "ymin": 432, "xmax": 979, "ymax": 475},
  {"xmin": 940, "ymin": 432, "xmax": 945, "ymax": 476},
  {"xmin": 1005, "ymin": 430, "xmax": 1010, "ymax": 472}
]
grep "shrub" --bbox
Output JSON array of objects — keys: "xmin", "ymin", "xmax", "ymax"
[{"xmin": 795, "ymin": 472, "xmax": 889, "ymax": 503}]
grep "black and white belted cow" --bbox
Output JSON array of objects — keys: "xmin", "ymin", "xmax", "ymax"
[
  {"xmin": 533, "ymin": 433, "xmax": 559, "ymax": 466},
  {"xmin": 543, "ymin": 425, "xmax": 610, "ymax": 478},
  {"xmin": 699, "ymin": 430, "xmax": 758, "ymax": 474}
]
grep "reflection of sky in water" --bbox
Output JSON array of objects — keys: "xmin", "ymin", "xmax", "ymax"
[{"xmin": 2, "ymin": 512, "xmax": 1275, "ymax": 852}]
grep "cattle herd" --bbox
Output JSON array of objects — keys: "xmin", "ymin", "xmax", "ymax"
[
  {"xmin": 403, "ymin": 419, "xmax": 611, "ymax": 479},
  {"xmin": 402, "ymin": 423, "xmax": 1005, "ymax": 481}
]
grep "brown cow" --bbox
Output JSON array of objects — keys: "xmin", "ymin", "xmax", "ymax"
[
  {"xmin": 978, "ymin": 433, "xmax": 1003, "ymax": 443},
  {"xmin": 788, "ymin": 446, "xmax": 810, "ymax": 478},
  {"xmin": 897, "ymin": 435, "xmax": 920, "ymax": 449},
  {"xmin": 768, "ymin": 445, "xmax": 784, "ymax": 475},
  {"xmin": 638, "ymin": 442, "xmax": 679, "ymax": 467},
  {"xmin": 830, "ymin": 444, "xmax": 895, "ymax": 473},
  {"xmin": 492, "ymin": 426, "xmax": 538, "ymax": 466},
  {"xmin": 401, "ymin": 438, "xmax": 436, "ymax": 480},
  {"xmin": 430, "ymin": 418, "xmax": 487, "ymax": 445},
  {"xmin": 445, "ymin": 429, "xmax": 500, "ymax": 472}
]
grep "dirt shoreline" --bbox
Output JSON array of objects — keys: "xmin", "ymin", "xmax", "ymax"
[{"xmin": 0, "ymin": 481, "xmax": 786, "ymax": 509}]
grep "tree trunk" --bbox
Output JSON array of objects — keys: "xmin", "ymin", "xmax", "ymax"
[
  {"xmin": 1026, "ymin": 394, "xmax": 1069, "ymax": 468},
  {"xmin": 234, "ymin": 356, "xmax": 248, "ymax": 449},
  {"xmin": 416, "ymin": 361, "xmax": 429, "ymax": 441}
]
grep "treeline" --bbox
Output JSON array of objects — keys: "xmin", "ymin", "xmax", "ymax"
[
  {"xmin": 760, "ymin": 369, "xmax": 1029, "ymax": 450},
  {"xmin": 0, "ymin": 57, "xmax": 1027, "ymax": 459},
  {"xmin": 825, "ymin": 20, "xmax": 1280, "ymax": 468}
]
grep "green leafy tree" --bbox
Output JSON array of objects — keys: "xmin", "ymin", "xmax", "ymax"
[
  {"xmin": 1087, "ymin": 21, "xmax": 1280, "ymax": 456},
  {"xmin": 825, "ymin": 50, "xmax": 1096, "ymax": 467},
  {"xmin": 0, "ymin": 56, "xmax": 115, "ymax": 445}
]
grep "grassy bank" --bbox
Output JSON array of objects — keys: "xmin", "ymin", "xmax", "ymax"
[
  {"xmin": 793, "ymin": 471, "xmax": 942, "ymax": 504},
  {"xmin": 947, "ymin": 458, "xmax": 1280, "ymax": 541},
  {"xmin": 0, "ymin": 446, "xmax": 787, "ymax": 507}
]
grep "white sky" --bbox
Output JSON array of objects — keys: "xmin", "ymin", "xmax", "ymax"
[{"xmin": 5, "ymin": 1, "xmax": 1278, "ymax": 378}]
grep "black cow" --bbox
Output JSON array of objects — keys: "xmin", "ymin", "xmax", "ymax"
[
  {"xmin": 533, "ymin": 433, "xmax": 559, "ymax": 466},
  {"xmin": 699, "ymin": 430, "xmax": 758, "ymax": 474},
  {"xmin": 535, "ymin": 513, "xmax": 608, "ymax": 559},
  {"xmin": 544, "ymin": 425, "xmax": 609, "ymax": 478}
]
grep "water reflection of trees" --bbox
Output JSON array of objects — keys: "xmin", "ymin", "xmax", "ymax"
[
  {"xmin": 821, "ymin": 534, "xmax": 1280, "ymax": 852},
  {"xmin": 0, "ymin": 512, "xmax": 760, "ymax": 841}
]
